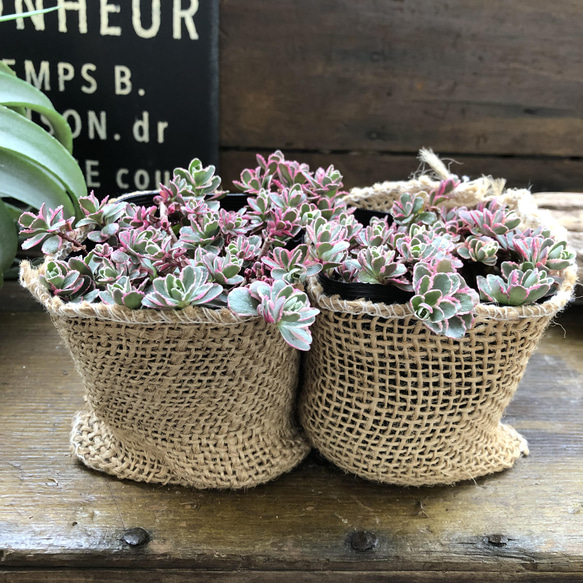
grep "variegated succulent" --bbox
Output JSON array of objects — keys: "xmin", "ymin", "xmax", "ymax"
[
  {"xmin": 477, "ymin": 262, "xmax": 554, "ymax": 306},
  {"xmin": 18, "ymin": 156, "xmax": 576, "ymax": 345},
  {"xmin": 309, "ymin": 179, "xmax": 575, "ymax": 338},
  {"xmin": 228, "ymin": 280, "xmax": 320, "ymax": 351},
  {"xmin": 411, "ymin": 260, "xmax": 479, "ymax": 338},
  {"xmin": 18, "ymin": 153, "xmax": 350, "ymax": 351}
]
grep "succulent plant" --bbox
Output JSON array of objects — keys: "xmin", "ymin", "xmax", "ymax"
[
  {"xmin": 305, "ymin": 216, "xmax": 350, "ymax": 270},
  {"xmin": 391, "ymin": 193, "xmax": 436, "ymax": 226},
  {"xmin": 457, "ymin": 235, "xmax": 500, "ymax": 267},
  {"xmin": 19, "ymin": 153, "xmax": 350, "ymax": 351},
  {"xmin": 309, "ymin": 183, "xmax": 575, "ymax": 338},
  {"xmin": 477, "ymin": 263, "xmax": 554, "ymax": 306},
  {"xmin": 410, "ymin": 260, "xmax": 479, "ymax": 338},
  {"xmin": 195, "ymin": 249, "xmax": 245, "ymax": 287},
  {"xmin": 358, "ymin": 217, "xmax": 394, "ymax": 248},
  {"xmin": 395, "ymin": 226, "xmax": 456, "ymax": 265},
  {"xmin": 40, "ymin": 259, "xmax": 93, "ymax": 301},
  {"xmin": 172, "ymin": 158, "xmax": 222, "ymax": 198},
  {"xmin": 178, "ymin": 212, "xmax": 221, "ymax": 251},
  {"xmin": 228, "ymin": 280, "xmax": 320, "ymax": 351},
  {"xmin": 261, "ymin": 245, "xmax": 321, "ymax": 285},
  {"xmin": 458, "ymin": 204, "xmax": 521, "ymax": 238},
  {"xmin": 18, "ymin": 204, "xmax": 78, "ymax": 255},
  {"xmin": 18, "ymin": 154, "xmax": 576, "ymax": 346},
  {"xmin": 355, "ymin": 246, "xmax": 408, "ymax": 286},
  {"xmin": 101, "ymin": 276, "xmax": 147, "ymax": 310},
  {"xmin": 498, "ymin": 229, "xmax": 577, "ymax": 273},
  {"xmin": 142, "ymin": 265, "xmax": 223, "ymax": 310},
  {"xmin": 427, "ymin": 177, "xmax": 460, "ymax": 206}
]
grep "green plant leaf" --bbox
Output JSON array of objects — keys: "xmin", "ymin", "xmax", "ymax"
[
  {"xmin": 0, "ymin": 105, "xmax": 86, "ymax": 208},
  {"xmin": 1, "ymin": 200, "xmax": 26, "ymax": 221},
  {"xmin": 0, "ymin": 197, "xmax": 18, "ymax": 287},
  {"xmin": 0, "ymin": 6, "xmax": 59, "ymax": 23},
  {"xmin": 0, "ymin": 149, "xmax": 76, "ymax": 217},
  {"xmin": 227, "ymin": 287, "xmax": 258, "ymax": 316},
  {"xmin": 0, "ymin": 71, "xmax": 73, "ymax": 152}
]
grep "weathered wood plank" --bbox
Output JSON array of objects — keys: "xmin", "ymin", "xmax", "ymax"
[
  {"xmin": 2, "ymin": 570, "xmax": 583, "ymax": 582},
  {"xmin": 533, "ymin": 192, "xmax": 583, "ymax": 287},
  {"xmin": 220, "ymin": 150, "xmax": 583, "ymax": 194},
  {"xmin": 0, "ymin": 295, "xmax": 582, "ymax": 577},
  {"xmin": 220, "ymin": 0, "xmax": 583, "ymax": 156},
  {"xmin": 0, "ymin": 281, "xmax": 44, "ymax": 313}
]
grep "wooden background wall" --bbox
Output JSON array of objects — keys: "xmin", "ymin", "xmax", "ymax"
[{"xmin": 217, "ymin": 0, "xmax": 583, "ymax": 193}]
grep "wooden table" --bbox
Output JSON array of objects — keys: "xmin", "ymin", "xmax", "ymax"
[{"xmin": 1, "ymin": 281, "xmax": 582, "ymax": 582}]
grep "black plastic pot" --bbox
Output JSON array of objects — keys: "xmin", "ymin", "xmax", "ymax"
[
  {"xmin": 219, "ymin": 192, "xmax": 248, "ymax": 211},
  {"xmin": 117, "ymin": 191, "xmax": 249, "ymax": 212},
  {"xmin": 318, "ymin": 273, "xmax": 413, "ymax": 305},
  {"xmin": 353, "ymin": 207, "xmax": 393, "ymax": 227},
  {"xmin": 116, "ymin": 190, "xmax": 159, "ymax": 206}
]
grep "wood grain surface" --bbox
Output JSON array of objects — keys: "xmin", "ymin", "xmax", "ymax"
[
  {"xmin": 220, "ymin": 150, "xmax": 583, "ymax": 194},
  {"xmin": 218, "ymin": 0, "xmax": 583, "ymax": 192},
  {"xmin": 0, "ymin": 284, "xmax": 582, "ymax": 581},
  {"xmin": 219, "ymin": 0, "xmax": 583, "ymax": 156}
]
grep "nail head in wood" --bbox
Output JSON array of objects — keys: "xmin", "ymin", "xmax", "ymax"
[{"xmin": 122, "ymin": 527, "xmax": 150, "ymax": 547}]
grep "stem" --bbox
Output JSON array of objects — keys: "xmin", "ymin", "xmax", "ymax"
[
  {"xmin": 59, "ymin": 232, "xmax": 86, "ymax": 252},
  {"xmin": 257, "ymin": 235, "xmax": 273, "ymax": 260}
]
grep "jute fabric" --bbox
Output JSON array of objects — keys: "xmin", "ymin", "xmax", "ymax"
[
  {"xmin": 21, "ymin": 261, "xmax": 310, "ymax": 489},
  {"xmin": 299, "ymin": 180, "xmax": 577, "ymax": 486}
]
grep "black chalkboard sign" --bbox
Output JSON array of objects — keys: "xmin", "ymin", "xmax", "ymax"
[{"xmin": 0, "ymin": 0, "xmax": 218, "ymax": 197}]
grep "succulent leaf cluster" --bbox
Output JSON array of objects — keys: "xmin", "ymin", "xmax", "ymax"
[
  {"xmin": 476, "ymin": 263, "xmax": 554, "ymax": 306},
  {"xmin": 228, "ymin": 280, "xmax": 320, "ymax": 351},
  {"xmin": 411, "ymin": 260, "xmax": 479, "ymax": 338},
  {"xmin": 309, "ymin": 180, "xmax": 575, "ymax": 339},
  {"xmin": 18, "ymin": 157, "xmax": 575, "ymax": 344},
  {"xmin": 19, "ymin": 153, "xmax": 349, "ymax": 351}
]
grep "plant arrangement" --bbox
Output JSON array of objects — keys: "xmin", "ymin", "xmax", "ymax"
[
  {"xmin": 299, "ymin": 152, "xmax": 578, "ymax": 487},
  {"xmin": 19, "ymin": 150, "xmax": 351, "ymax": 489},
  {"xmin": 18, "ymin": 151, "xmax": 576, "ymax": 349},
  {"xmin": 18, "ymin": 151, "xmax": 351, "ymax": 350},
  {"xmin": 306, "ymin": 177, "xmax": 576, "ymax": 338}
]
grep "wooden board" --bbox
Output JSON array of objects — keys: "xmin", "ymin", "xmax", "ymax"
[
  {"xmin": 0, "ymin": 285, "xmax": 582, "ymax": 581},
  {"xmin": 533, "ymin": 192, "xmax": 583, "ymax": 286},
  {"xmin": 219, "ymin": 0, "xmax": 583, "ymax": 157}
]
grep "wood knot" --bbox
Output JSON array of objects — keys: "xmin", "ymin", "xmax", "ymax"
[{"xmin": 349, "ymin": 530, "xmax": 377, "ymax": 552}]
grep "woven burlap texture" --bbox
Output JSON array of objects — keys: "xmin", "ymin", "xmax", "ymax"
[
  {"xmin": 299, "ymin": 179, "xmax": 578, "ymax": 487},
  {"xmin": 20, "ymin": 261, "xmax": 310, "ymax": 490}
]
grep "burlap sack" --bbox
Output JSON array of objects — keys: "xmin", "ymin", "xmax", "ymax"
[
  {"xmin": 21, "ymin": 261, "xmax": 310, "ymax": 489},
  {"xmin": 299, "ymin": 178, "xmax": 578, "ymax": 487}
]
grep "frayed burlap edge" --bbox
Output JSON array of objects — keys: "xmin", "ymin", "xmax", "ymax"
[
  {"xmin": 20, "ymin": 260, "xmax": 245, "ymax": 325},
  {"xmin": 71, "ymin": 410, "xmax": 311, "ymax": 490}
]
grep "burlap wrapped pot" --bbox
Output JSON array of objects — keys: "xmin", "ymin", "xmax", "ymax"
[
  {"xmin": 21, "ymin": 261, "xmax": 310, "ymax": 489},
  {"xmin": 299, "ymin": 175, "xmax": 578, "ymax": 487}
]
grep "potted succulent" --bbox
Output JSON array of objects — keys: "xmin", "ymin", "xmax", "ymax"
[
  {"xmin": 18, "ymin": 151, "xmax": 349, "ymax": 489},
  {"xmin": 299, "ymin": 150, "xmax": 578, "ymax": 487}
]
